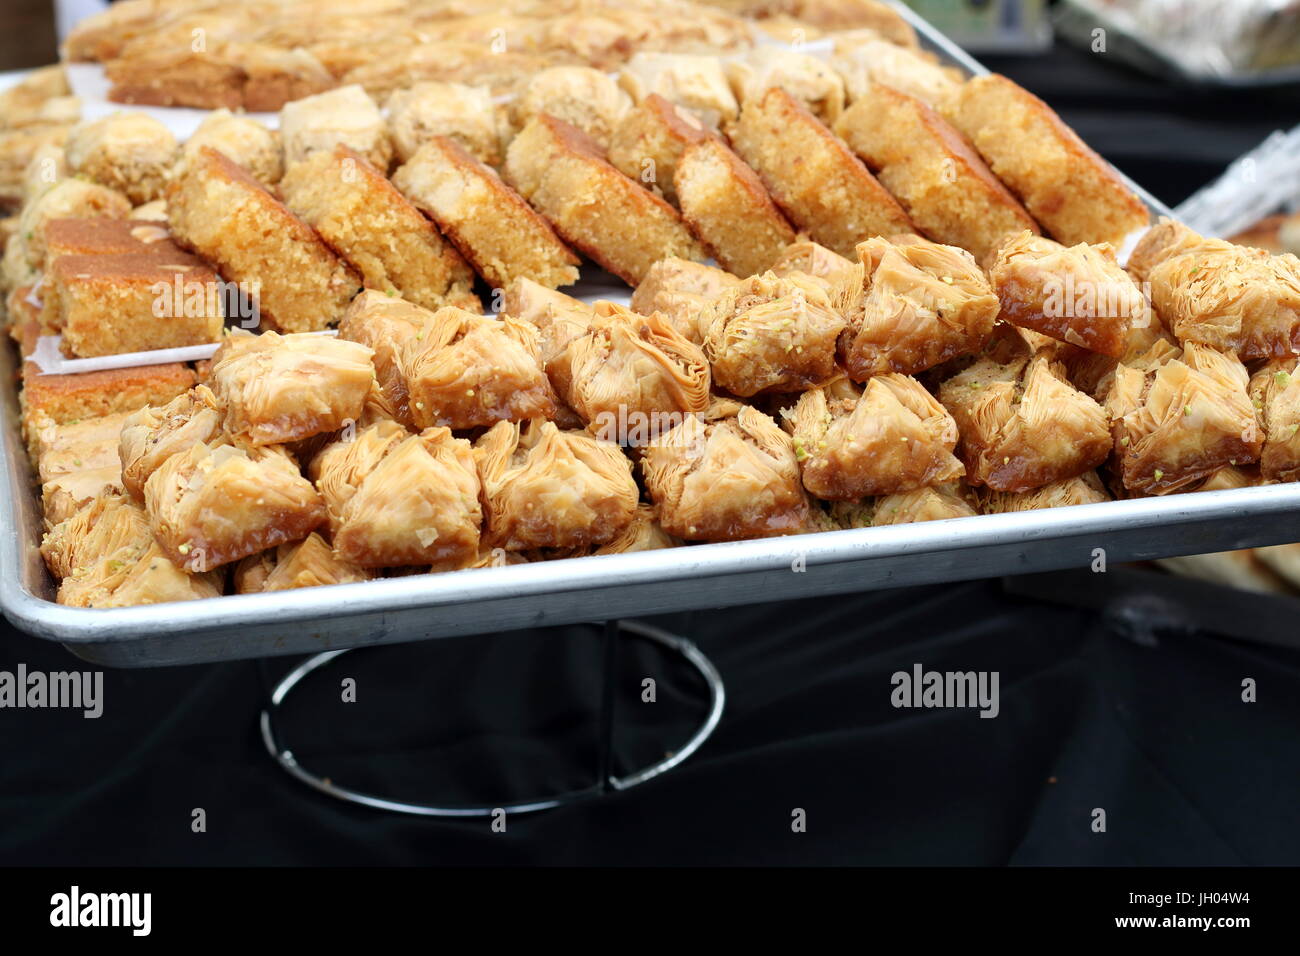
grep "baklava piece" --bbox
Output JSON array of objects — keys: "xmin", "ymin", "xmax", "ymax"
[
  {"xmin": 1106, "ymin": 342, "xmax": 1262, "ymax": 496},
  {"xmin": 871, "ymin": 483, "xmax": 977, "ymax": 526},
  {"xmin": 337, "ymin": 290, "xmax": 432, "ymax": 427},
  {"xmin": 769, "ymin": 240, "xmax": 856, "ymax": 290},
  {"xmin": 208, "ymin": 331, "xmax": 375, "ymax": 446},
  {"xmin": 731, "ymin": 87, "xmax": 913, "ymax": 258},
  {"xmin": 1, "ymin": 126, "xmax": 70, "ymax": 213},
  {"xmin": 32, "ymin": 410, "xmax": 131, "ymax": 484},
  {"xmin": 629, "ymin": 256, "xmax": 739, "ymax": 342},
  {"xmin": 501, "ymin": 278, "xmax": 595, "ymax": 364},
  {"xmin": 727, "ymin": 49, "xmax": 845, "ymax": 125},
  {"xmin": 397, "ymin": 306, "xmax": 556, "ymax": 429},
  {"xmin": 310, "ymin": 421, "xmax": 482, "ymax": 569},
  {"xmin": 41, "ymin": 494, "xmax": 220, "ymax": 607},
  {"xmin": 946, "ymin": 74, "xmax": 1149, "ymax": 247},
  {"xmin": 392, "ymin": 136, "xmax": 579, "ymax": 291},
  {"xmin": 475, "ymin": 419, "xmax": 639, "ymax": 551},
  {"xmin": 841, "ymin": 235, "xmax": 1000, "ymax": 379},
  {"xmin": 640, "ymin": 402, "xmax": 807, "ymax": 541},
  {"xmin": 834, "ymin": 84, "xmax": 1039, "ymax": 263},
  {"xmin": 1248, "ymin": 359, "xmax": 1300, "ymax": 483},
  {"xmin": 234, "ymin": 533, "xmax": 371, "ymax": 593},
  {"xmin": 280, "ymin": 144, "xmax": 478, "ymax": 310},
  {"xmin": 1133, "ymin": 222, "xmax": 1300, "ymax": 361},
  {"xmin": 989, "ymin": 231, "xmax": 1151, "ymax": 358},
  {"xmin": 118, "ymin": 386, "xmax": 222, "ymax": 501},
  {"xmin": 42, "ymin": 467, "xmax": 125, "ymax": 529},
  {"xmin": 940, "ymin": 353, "xmax": 1111, "ymax": 492},
  {"xmin": 617, "ymin": 52, "xmax": 739, "ymax": 130},
  {"xmin": 167, "ymin": 146, "xmax": 360, "ymax": 332},
  {"xmin": 279, "ymin": 84, "xmax": 392, "ymax": 172},
  {"xmin": 145, "ymin": 440, "xmax": 327, "ymax": 572},
  {"xmin": 607, "ymin": 93, "xmax": 711, "ymax": 205},
  {"xmin": 699, "ymin": 272, "xmax": 845, "ymax": 396},
  {"xmin": 789, "ymin": 374, "xmax": 962, "ymax": 499},
  {"xmin": 176, "ymin": 108, "xmax": 283, "ymax": 186},
  {"xmin": 832, "ymin": 38, "xmax": 962, "ymax": 111},
  {"xmin": 548, "ymin": 302, "xmax": 711, "ymax": 430},
  {"xmin": 512, "ymin": 67, "xmax": 632, "ymax": 150},
  {"xmin": 64, "ymin": 113, "xmax": 177, "ymax": 205},
  {"xmin": 981, "ymin": 471, "xmax": 1110, "ymax": 513},
  {"xmin": 591, "ymin": 504, "xmax": 680, "ymax": 555},
  {"xmin": 675, "ymin": 137, "xmax": 797, "ymax": 278},
  {"xmin": 505, "ymin": 115, "xmax": 704, "ymax": 285},
  {"xmin": 386, "ymin": 82, "xmax": 504, "ymax": 167},
  {"xmin": 45, "ymin": 251, "xmax": 224, "ymax": 357}
]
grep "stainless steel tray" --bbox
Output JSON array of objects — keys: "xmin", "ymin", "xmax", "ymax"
[{"xmin": 5, "ymin": 3, "xmax": 1295, "ymax": 668}]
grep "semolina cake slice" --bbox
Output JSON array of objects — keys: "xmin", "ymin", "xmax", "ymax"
[
  {"xmin": 505, "ymin": 114, "xmax": 705, "ymax": 285},
  {"xmin": 606, "ymin": 93, "xmax": 712, "ymax": 206},
  {"xmin": 834, "ymin": 83, "xmax": 1040, "ymax": 263},
  {"xmin": 279, "ymin": 144, "xmax": 478, "ymax": 310},
  {"xmin": 42, "ymin": 217, "xmax": 180, "ymax": 272},
  {"xmin": 674, "ymin": 136, "xmax": 796, "ymax": 277},
  {"xmin": 392, "ymin": 136, "xmax": 580, "ymax": 291},
  {"xmin": 945, "ymin": 74, "xmax": 1149, "ymax": 247},
  {"xmin": 730, "ymin": 87, "xmax": 913, "ymax": 258},
  {"xmin": 44, "ymin": 252, "xmax": 225, "ymax": 356},
  {"xmin": 167, "ymin": 146, "xmax": 361, "ymax": 332}
]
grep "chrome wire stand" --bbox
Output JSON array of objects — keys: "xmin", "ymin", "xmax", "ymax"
[{"xmin": 259, "ymin": 620, "xmax": 725, "ymax": 817}]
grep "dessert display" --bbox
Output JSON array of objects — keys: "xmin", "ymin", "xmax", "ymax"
[{"xmin": 3, "ymin": 0, "xmax": 1298, "ymax": 614}]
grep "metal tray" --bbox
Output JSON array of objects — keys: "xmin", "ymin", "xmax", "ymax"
[{"xmin": 5, "ymin": 2, "xmax": 1296, "ymax": 669}]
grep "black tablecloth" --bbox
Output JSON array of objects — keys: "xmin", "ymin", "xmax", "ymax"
[{"xmin": 3, "ymin": 46, "xmax": 1299, "ymax": 867}]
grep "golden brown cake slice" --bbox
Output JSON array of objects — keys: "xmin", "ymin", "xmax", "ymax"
[
  {"xmin": 475, "ymin": 419, "xmax": 638, "ymax": 551},
  {"xmin": 946, "ymin": 74, "xmax": 1149, "ymax": 247},
  {"xmin": 279, "ymin": 84, "xmax": 392, "ymax": 172},
  {"xmin": 606, "ymin": 93, "xmax": 712, "ymax": 205},
  {"xmin": 789, "ymin": 374, "xmax": 962, "ymax": 498},
  {"xmin": 397, "ymin": 306, "xmax": 556, "ymax": 429},
  {"xmin": 641, "ymin": 402, "xmax": 807, "ymax": 541},
  {"xmin": 176, "ymin": 108, "xmax": 283, "ymax": 187},
  {"xmin": 1248, "ymin": 359, "xmax": 1300, "ymax": 483},
  {"xmin": 208, "ymin": 331, "xmax": 375, "ymax": 446},
  {"xmin": 392, "ymin": 136, "xmax": 579, "ymax": 291},
  {"xmin": 280, "ymin": 144, "xmax": 478, "ymax": 310},
  {"xmin": 547, "ymin": 302, "xmax": 711, "ymax": 430},
  {"xmin": 674, "ymin": 137, "xmax": 796, "ymax": 277},
  {"xmin": 145, "ymin": 440, "xmax": 327, "ymax": 572},
  {"xmin": 834, "ymin": 83, "xmax": 1039, "ymax": 263},
  {"xmin": 42, "ymin": 217, "xmax": 179, "ymax": 270},
  {"xmin": 731, "ymin": 87, "xmax": 913, "ymax": 258},
  {"xmin": 167, "ymin": 146, "xmax": 360, "ymax": 332},
  {"xmin": 234, "ymin": 533, "xmax": 372, "ymax": 593},
  {"xmin": 41, "ymin": 493, "xmax": 221, "ymax": 607},
  {"xmin": 310, "ymin": 421, "xmax": 482, "ymax": 569},
  {"xmin": 940, "ymin": 353, "xmax": 1111, "ymax": 492},
  {"xmin": 45, "ymin": 251, "xmax": 225, "ymax": 357},
  {"xmin": 337, "ymin": 289, "xmax": 432, "ymax": 427},
  {"xmin": 841, "ymin": 234, "xmax": 1000, "ymax": 379},
  {"xmin": 65, "ymin": 113, "xmax": 177, "ymax": 205},
  {"xmin": 989, "ymin": 231, "xmax": 1152, "ymax": 358},
  {"xmin": 699, "ymin": 271, "xmax": 845, "ymax": 396},
  {"xmin": 386, "ymin": 82, "xmax": 504, "ymax": 167},
  {"xmin": 12, "ymin": 178, "xmax": 132, "ymax": 280},
  {"xmin": 118, "ymin": 386, "xmax": 222, "ymax": 501},
  {"xmin": 1106, "ymin": 342, "xmax": 1262, "ymax": 496},
  {"xmin": 504, "ymin": 114, "xmax": 705, "ymax": 285},
  {"xmin": 21, "ymin": 362, "xmax": 195, "ymax": 446}
]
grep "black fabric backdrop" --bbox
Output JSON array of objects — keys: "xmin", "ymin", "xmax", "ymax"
[{"xmin": 2, "ymin": 42, "xmax": 1299, "ymax": 867}]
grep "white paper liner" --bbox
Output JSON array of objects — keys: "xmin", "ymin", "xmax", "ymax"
[{"xmin": 28, "ymin": 329, "xmax": 338, "ymax": 376}]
